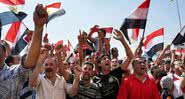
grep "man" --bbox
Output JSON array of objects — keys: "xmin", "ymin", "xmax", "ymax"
[
  {"xmin": 111, "ymin": 47, "xmax": 123, "ymax": 65},
  {"xmin": 87, "ymin": 28, "xmax": 110, "ymax": 56},
  {"xmin": 29, "ymin": 56, "xmax": 81, "ymax": 99},
  {"xmin": 29, "ymin": 43, "xmax": 81, "ymax": 99},
  {"xmin": 111, "ymin": 58, "xmax": 119, "ymax": 70},
  {"xmin": 94, "ymin": 29, "xmax": 134, "ymax": 99},
  {"xmin": 70, "ymin": 62, "xmax": 102, "ymax": 99},
  {"xmin": 56, "ymin": 43, "xmax": 101, "ymax": 99},
  {"xmin": 0, "ymin": 4, "xmax": 48, "ymax": 99},
  {"xmin": 117, "ymin": 57, "xmax": 160, "ymax": 99}
]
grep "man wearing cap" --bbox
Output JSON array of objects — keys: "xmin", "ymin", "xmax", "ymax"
[{"xmin": 0, "ymin": 4, "xmax": 48, "ymax": 99}]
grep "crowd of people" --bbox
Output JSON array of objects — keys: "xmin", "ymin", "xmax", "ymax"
[{"xmin": 0, "ymin": 4, "xmax": 185, "ymax": 99}]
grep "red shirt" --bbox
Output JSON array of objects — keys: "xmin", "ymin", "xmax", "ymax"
[{"xmin": 117, "ymin": 74, "xmax": 160, "ymax": 99}]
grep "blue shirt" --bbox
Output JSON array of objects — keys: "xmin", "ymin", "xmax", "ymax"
[{"xmin": 0, "ymin": 64, "xmax": 33, "ymax": 99}]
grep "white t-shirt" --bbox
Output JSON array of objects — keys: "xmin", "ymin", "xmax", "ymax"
[
  {"xmin": 173, "ymin": 80, "xmax": 184, "ymax": 98},
  {"xmin": 35, "ymin": 74, "xmax": 73, "ymax": 99}
]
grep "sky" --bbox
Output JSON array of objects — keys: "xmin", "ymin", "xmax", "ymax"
[{"xmin": 10, "ymin": 0, "xmax": 185, "ymax": 58}]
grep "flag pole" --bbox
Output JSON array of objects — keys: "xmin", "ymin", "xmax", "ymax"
[
  {"xmin": 0, "ymin": 21, "xmax": 2, "ymax": 39},
  {"xmin": 175, "ymin": 0, "xmax": 182, "ymax": 30},
  {"xmin": 142, "ymin": 27, "xmax": 146, "ymax": 38}
]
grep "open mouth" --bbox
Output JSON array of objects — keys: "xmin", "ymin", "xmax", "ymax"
[
  {"xmin": 45, "ymin": 68, "xmax": 53, "ymax": 72},
  {"xmin": 141, "ymin": 67, "xmax": 145, "ymax": 70},
  {"xmin": 105, "ymin": 63, "xmax": 110, "ymax": 66}
]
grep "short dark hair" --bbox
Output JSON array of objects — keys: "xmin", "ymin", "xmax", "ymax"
[
  {"xmin": 132, "ymin": 57, "xmax": 146, "ymax": 66},
  {"xmin": 111, "ymin": 47, "xmax": 118, "ymax": 54},
  {"xmin": 83, "ymin": 62, "xmax": 95, "ymax": 70},
  {"xmin": 5, "ymin": 55, "xmax": 14, "ymax": 66}
]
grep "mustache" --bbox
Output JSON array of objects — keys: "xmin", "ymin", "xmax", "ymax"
[{"xmin": 45, "ymin": 68, "xmax": 53, "ymax": 72}]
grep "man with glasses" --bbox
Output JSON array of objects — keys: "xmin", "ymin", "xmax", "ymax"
[{"xmin": 117, "ymin": 57, "xmax": 160, "ymax": 99}]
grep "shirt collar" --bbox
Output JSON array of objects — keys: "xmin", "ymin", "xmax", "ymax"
[
  {"xmin": 0, "ymin": 64, "xmax": 9, "ymax": 71},
  {"xmin": 130, "ymin": 73, "xmax": 149, "ymax": 82}
]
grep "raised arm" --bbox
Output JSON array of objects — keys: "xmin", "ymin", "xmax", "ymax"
[
  {"xmin": 70, "ymin": 65, "xmax": 82, "ymax": 96},
  {"xmin": 78, "ymin": 31, "xmax": 84, "ymax": 66},
  {"xmin": 134, "ymin": 37, "xmax": 144, "ymax": 57},
  {"xmin": 155, "ymin": 44, "xmax": 171, "ymax": 65},
  {"xmin": 113, "ymin": 29, "xmax": 134, "ymax": 70},
  {"xmin": 104, "ymin": 38, "xmax": 111, "ymax": 56},
  {"xmin": 24, "ymin": 4, "xmax": 48, "ymax": 68},
  {"xmin": 83, "ymin": 32, "xmax": 93, "ymax": 51},
  {"xmin": 55, "ymin": 43, "xmax": 70, "ymax": 81},
  {"xmin": 29, "ymin": 47, "xmax": 48, "ymax": 88}
]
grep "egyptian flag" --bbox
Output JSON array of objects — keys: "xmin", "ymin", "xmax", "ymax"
[
  {"xmin": 144, "ymin": 28, "xmax": 164, "ymax": 58},
  {"xmin": 172, "ymin": 25, "xmax": 185, "ymax": 48},
  {"xmin": 45, "ymin": 2, "xmax": 66, "ymax": 23},
  {"xmin": 90, "ymin": 25, "xmax": 113, "ymax": 38},
  {"xmin": 5, "ymin": 21, "xmax": 21, "ymax": 43},
  {"xmin": 0, "ymin": 21, "xmax": 2, "ymax": 39},
  {"xmin": 55, "ymin": 40, "xmax": 63, "ymax": 47},
  {"xmin": 120, "ymin": 0, "xmax": 150, "ymax": 44},
  {"xmin": 66, "ymin": 40, "xmax": 73, "ymax": 56},
  {"xmin": 11, "ymin": 23, "xmax": 33, "ymax": 55},
  {"xmin": 0, "ymin": 0, "xmax": 25, "ymax": 5},
  {"xmin": 0, "ymin": 5, "xmax": 27, "ymax": 26},
  {"xmin": 67, "ymin": 40, "xmax": 72, "ymax": 52}
]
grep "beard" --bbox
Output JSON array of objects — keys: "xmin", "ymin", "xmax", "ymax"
[{"xmin": 82, "ymin": 74, "xmax": 91, "ymax": 81}]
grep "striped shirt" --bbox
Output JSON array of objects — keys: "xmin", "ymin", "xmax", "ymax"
[
  {"xmin": 0, "ymin": 64, "xmax": 33, "ymax": 99},
  {"xmin": 67, "ymin": 73, "xmax": 102, "ymax": 99},
  {"xmin": 71, "ymin": 81, "xmax": 102, "ymax": 99}
]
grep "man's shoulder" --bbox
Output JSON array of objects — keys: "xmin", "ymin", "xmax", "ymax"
[{"xmin": 89, "ymin": 82, "xmax": 100, "ymax": 89}]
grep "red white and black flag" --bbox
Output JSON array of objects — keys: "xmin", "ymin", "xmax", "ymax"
[
  {"xmin": 10, "ymin": 22, "xmax": 33, "ymax": 55},
  {"xmin": 45, "ymin": 2, "xmax": 66, "ymax": 23},
  {"xmin": 120, "ymin": 0, "xmax": 150, "ymax": 44},
  {"xmin": 144, "ymin": 28, "xmax": 164, "ymax": 58},
  {"xmin": 0, "ymin": 0, "xmax": 25, "ymax": 6},
  {"xmin": 172, "ymin": 25, "xmax": 185, "ymax": 48},
  {"xmin": 90, "ymin": 25, "xmax": 113, "ymax": 38},
  {"xmin": 0, "ymin": 5, "xmax": 27, "ymax": 26}
]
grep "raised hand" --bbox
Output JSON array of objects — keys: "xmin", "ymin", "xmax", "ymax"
[
  {"xmin": 55, "ymin": 43, "xmax": 63, "ymax": 54},
  {"xmin": 139, "ymin": 37, "xmax": 144, "ymax": 46},
  {"xmin": 78, "ymin": 30, "xmax": 84, "ymax": 44},
  {"xmin": 38, "ymin": 47, "xmax": 49, "ymax": 63},
  {"xmin": 33, "ymin": 4, "xmax": 48, "ymax": 27},
  {"xmin": 90, "ymin": 25, "xmax": 99, "ymax": 34},
  {"xmin": 37, "ymin": 47, "xmax": 49, "ymax": 73},
  {"xmin": 74, "ymin": 65, "xmax": 82, "ymax": 79},
  {"xmin": 104, "ymin": 38, "xmax": 110, "ymax": 44},
  {"xmin": 113, "ymin": 29, "xmax": 125, "ymax": 41},
  {"xmin": 43, "ymin": 33, "xmax": 49, "ymax": 43}
]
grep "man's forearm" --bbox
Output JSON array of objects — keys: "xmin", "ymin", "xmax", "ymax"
[
  {"xmin": 29, "ymin": 63, "xmax": 42, "ymax": 88},
  {"xmin": 56, "ymin": 53, "xmax": 70, "ymax": 81},
  {"xmin": 71, "ymin": 77, "xmax": 80, "ymax": 96},
  {"xmin": 24, "ymin": 26, "xmax": 43, "ymax": 68},
  {"xmin": 120, "ymin": 39, "xmax": 134, "ymax": 59}
]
